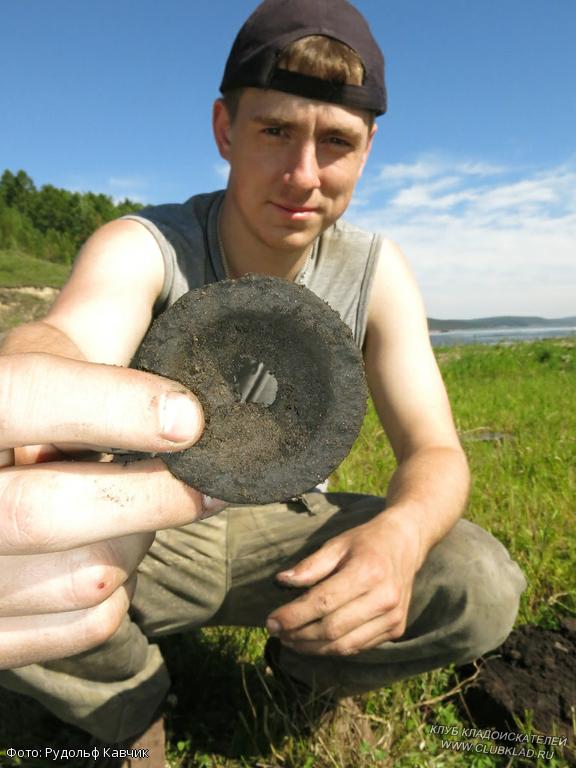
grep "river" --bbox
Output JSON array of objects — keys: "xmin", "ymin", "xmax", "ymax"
[{"xmin": 429, "ymin": 326, "xmax": 576, "ymax": 348}]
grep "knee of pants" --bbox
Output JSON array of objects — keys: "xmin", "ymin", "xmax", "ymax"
[
  {"xmin": 132, "ymin": 570, "xmax": 228, "ymax": 637},
  {"xmin": 131, "ymin": 520, "xmax": 230, "ymax": 637},
  {"xmin": 444, "ymin": 530, "xmax": 527, "ymax": 662}
]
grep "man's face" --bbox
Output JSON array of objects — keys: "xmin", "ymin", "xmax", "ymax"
[{"xmin": 213, "ymin": 88, "xmax": 376, "ymax": 252}]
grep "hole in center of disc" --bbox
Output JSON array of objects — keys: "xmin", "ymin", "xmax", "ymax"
[{"xmin": 233, "ymin": 355, "xmax": 278, "ymax": 406}]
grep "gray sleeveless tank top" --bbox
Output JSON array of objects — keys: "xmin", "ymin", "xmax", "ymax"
[
  {"xmin": 123, "ymin": 190, "xmax": 381, "ymax": 350},
  {"xmin": 124, "ymin": 191, "xmax": 380, "ymax": 482}
]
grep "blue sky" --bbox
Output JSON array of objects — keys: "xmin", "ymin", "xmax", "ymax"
[{"xmin": 1, "ymin": 0, "xmax": 575, "ymax": 318}]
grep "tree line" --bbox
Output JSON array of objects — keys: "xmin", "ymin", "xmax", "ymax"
[{"xmin": 0, "ymin": 169, "xmax": 142, "ymax": 264}]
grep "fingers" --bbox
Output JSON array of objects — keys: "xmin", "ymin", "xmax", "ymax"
[
  {"xmin": 0, "ymin": 353, "xmax": 204, "ymax": 452},
  {"xmin": 275, "ymin": 538, "xmax": 346, "ymax": 588},
  {"xmin": 278, "ymin": 587, "xmax": 398, "ymax": 641},
  {"xmin": 281, "ymin": 619, "xmax": 399, "ymax": 657},
  {"xmin": 0, "ymin": 459, "xmax": 206, "ymax": 554},
  {"xmin": 278, "ymin": 591, "xmax": 409, "ymax": 655},
  {"xmin": 267, "ymin": 534, "xmax": 413, "ymax": 656},
  {"xmin": 272, "ymin": 583, "xmax": 410, "ymax": 656},
  {"xmin": 0, "ymin": 578, "xmax": 135, "ymax": 671},
  {"xmin": 269, "ymin": 562, "xmax": 366, "ymax": 633},
  {"xmin": 200, "ymin": 494, "xmax": 229, "ymax": 519},
  {"xmin": 14, "ymin": 445, "xmax": 65, "ymax": 465},
  {"xmin": 0, "ymin": 533, "xmax": 153, "ymax": 616}
]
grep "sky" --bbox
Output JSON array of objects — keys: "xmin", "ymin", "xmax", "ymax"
[{"xmin": 1, "ymin": 0, "xmax": 575, "ymax": 319}]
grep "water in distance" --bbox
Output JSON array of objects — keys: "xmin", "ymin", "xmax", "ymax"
[{"xmin": 429, "ymin": 326, "xmax": 576, "ymax": 348}]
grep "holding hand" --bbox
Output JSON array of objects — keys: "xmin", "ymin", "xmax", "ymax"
[
  {"xmin": 266, "ymin": 513, "xmax": 422, "ymax": 656},
  {"xmin": 0, "ymin": 353, "xmax": 213, "ymax": 669}
]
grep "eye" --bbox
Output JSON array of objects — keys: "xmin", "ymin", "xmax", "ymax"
[
  {"xmin": 263, "ymin": 126, "xmax": 284, "ymax": 137},
  {"xmin": 327, "ymin": 136, "xmax": 352, "ymax": 147}
]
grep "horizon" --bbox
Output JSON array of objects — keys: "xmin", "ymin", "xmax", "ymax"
[
  {"xmin": 428, "ymin": 314, "xmax": 576, "ymax": 323},
  {"xmin": 1, "ymin": 1, "xmax": 574, "ymax": 319}
]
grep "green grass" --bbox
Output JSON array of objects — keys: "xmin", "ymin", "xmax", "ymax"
[
  {"xmin": 0, "ymin": 339, "xmax": 574, "ymax": 767},
  {"xmin": 0, "ymin": 249, "xmax": 71, "ymax": 288},
  {"xmin": 438, "ymin": 342, "xmax": 576, "ymax": 628}
]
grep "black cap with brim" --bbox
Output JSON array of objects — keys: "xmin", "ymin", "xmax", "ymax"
[{"xmin": 220, "ymin": 0, "xmax": 387, "ymax": 116}]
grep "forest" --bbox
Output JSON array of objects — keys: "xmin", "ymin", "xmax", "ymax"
[{"xmin": 0, "ymin": 169, "xmax": 142, "ymax": 265}]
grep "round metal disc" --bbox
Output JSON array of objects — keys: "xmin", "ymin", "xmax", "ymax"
[{"xmin": 134, "ymin": 275, "xmax": 367, "ymax": 504}]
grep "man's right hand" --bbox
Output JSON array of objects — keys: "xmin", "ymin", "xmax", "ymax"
[{"xmin": 0, "ymin": 353, "xmax": 208, "ymax": 670}]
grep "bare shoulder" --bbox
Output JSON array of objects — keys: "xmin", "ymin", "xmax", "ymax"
[
  {"xmin": 364, "ymin": 238, "xmax": 460, "ymax": 458},
  {"xmin": 51, "ymin": 217, "xmax": 164, "ymax": 306},
  {"xmin": 367, "ymin": 237, "xmax": 429, "ymax": 344},
  {"xmin": 45, "ymin": 218, "xmax": 165, "ymax": 364}
]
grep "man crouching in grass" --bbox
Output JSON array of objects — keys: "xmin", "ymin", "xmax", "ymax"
[{"xmin": 0, "ymin": 0, "xmax": 526, "ymax": 763}]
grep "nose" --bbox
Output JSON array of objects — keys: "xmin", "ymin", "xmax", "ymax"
[{"xmin": 283, "ymin": 141, "xmax": 321, "ymax": 192}]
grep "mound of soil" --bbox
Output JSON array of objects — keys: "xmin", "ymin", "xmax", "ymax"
[{"xmin": 457, "ymin": 619, "xmax": 576, "ymax": 759}]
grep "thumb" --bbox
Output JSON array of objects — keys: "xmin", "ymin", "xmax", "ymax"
[
  {"xmin": 276, "ymin": 539, "xmax": 345, "ymax": 587},
  {"xmin": 0, "ymin": 353, "xmax": 204, "ymax": 453}
]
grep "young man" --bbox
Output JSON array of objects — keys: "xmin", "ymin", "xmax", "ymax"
[{"xmin": 0, "ymin": 0, "xmax": 525, "ymax": 759}]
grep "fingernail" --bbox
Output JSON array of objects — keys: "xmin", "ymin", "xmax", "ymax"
[
  {"xmin": 266, "ymin": 619, "xmax": 282, "ymax": 636},
  {"xmin": 200, "ymin": 494, "xmax": 228, "ymax": 519},
  {"xmin": 160, "ymin": 392, "xmax": 203, "ymax": 443},
  {"xmin": 278, "ymin": 569, "xmax": 295, "ymax": 580}
]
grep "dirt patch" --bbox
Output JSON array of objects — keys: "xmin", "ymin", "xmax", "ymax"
[
  {"xmin": 6, "ymin": 286, "xmax": 59, "ymax": 300},
  {"xmin": 435, "ymin": 348, "xmax": 463, "ymax": 364},
  {"xmin": 0, "ymin": 286, "xmax": 59, "ymax": 332},
  {"xmin": 457, "ymin": 620, "xmax": 576, "ymax": 762},
  {"xmin": 458, "ymin": 427, "xmax": 514, "ymax": 443}
]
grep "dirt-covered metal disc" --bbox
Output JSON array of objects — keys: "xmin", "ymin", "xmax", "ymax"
[{"xmin": 134, "ymin": 275, "xmax": 367, "ymax": 504}]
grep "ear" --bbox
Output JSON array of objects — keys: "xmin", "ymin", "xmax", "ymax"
[
  {"xmin": 357, "ymin": 122, "xmax": 377, "ymax": 179},
  {"xmin": 212, "ymin": 99, "xmax": 233, "ymax": 161}
]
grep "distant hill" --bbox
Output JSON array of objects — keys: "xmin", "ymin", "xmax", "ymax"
[{"xmin": 428, "ymin": 316, "xmax": 576, "ymax": 332}]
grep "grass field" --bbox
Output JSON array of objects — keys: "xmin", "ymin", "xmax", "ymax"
[
  {"xmin": 0, "ymin": 273, "xmax": 574, "ymax": 766},
  {"xmin": 0, "ymin": 249, "xmax": 71, "ymax": 288}
]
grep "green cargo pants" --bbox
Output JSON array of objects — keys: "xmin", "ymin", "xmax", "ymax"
[{"xmin": 0, "ymin": 492, "xmax": 526, "ymax": 742}]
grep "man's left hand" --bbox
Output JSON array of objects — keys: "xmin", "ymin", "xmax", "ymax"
[{"xmin": 266, "ymin": 513, "xmax": 422, "ymax": 656}]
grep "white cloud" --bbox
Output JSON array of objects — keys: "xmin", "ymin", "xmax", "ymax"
[
  {"xmin": 377, "ymin": 159, "xmax": 443, "ymax": 182},
  {"xmin": 352, "ymin": 156, "xmax": 576, "ymax": 318},
  {"xmin": 390, "ymin": 178, "xmax": 475, "ymax": 210},
  {"xmin": 455, "ymin": 161, "xmax": 506, "ymax": 177},
  {"xmin": 376, "ymin": 157, "xmax": 504, "ymax": 185},
  {"xmin": 475, "ymin": 178, "xmax": 556, "ymax": 212},
  {"xmin": 214, "ymin": 162, "xmax": 230, "ymax": 182}
]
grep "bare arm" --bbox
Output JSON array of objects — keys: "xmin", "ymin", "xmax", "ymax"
[
  {"xmin": 363, "ymin": 238, "xmax": 470, "ymax": 567},
  {"xmin": 267, "ymin": 239, "xmax": 470, "ymax": 655},
  {"xmin": 1, "ymin": 217, "xmax": 164, "ymax": 362}
]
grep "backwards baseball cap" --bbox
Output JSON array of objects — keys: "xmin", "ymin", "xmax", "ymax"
[{"xmin": 220, "ymin": 0, "xmax": 387, "ymax": 116}]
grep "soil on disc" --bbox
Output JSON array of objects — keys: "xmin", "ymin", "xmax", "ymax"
[{"xmin": 136, "ymin": 276, "xmax": 367, "ymax": 504}]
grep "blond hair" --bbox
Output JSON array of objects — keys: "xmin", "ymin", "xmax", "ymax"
[
  {"xmin": 223, "ymin": 35, "xmax": 366, "ymax": 120},
  {"xmin": 277, "ymin": 35, "xmax": 365, "ymax": 85}
]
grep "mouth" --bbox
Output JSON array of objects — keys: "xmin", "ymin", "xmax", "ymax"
[{"xmin": 271, "ymin": 202, "xmax": 320, "ymax": 218}]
